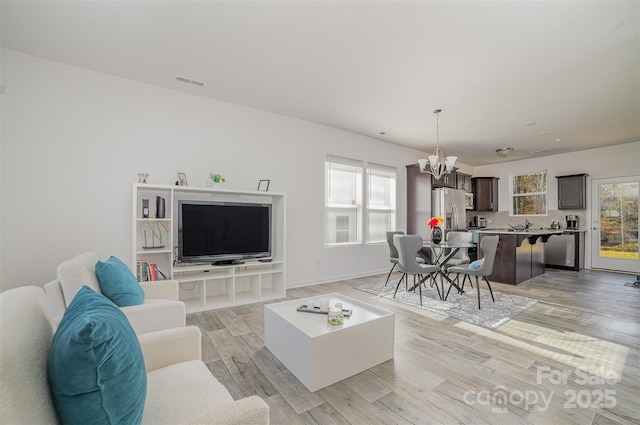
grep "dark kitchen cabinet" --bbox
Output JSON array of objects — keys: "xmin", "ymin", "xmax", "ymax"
[
  {"xmin": 480, "ymin": 232, "xmax": 547, "ymax": 285},
  {"xmin": 456, "ymin": 172, "xmax": 472, "ymax": 192},
  {"xmin": 472, "ymin": 177, "xmax": 499, "ymax": 211},
  {"xmin": 431, "ymin": 170, "xmax": 457, "ymax": 188},
  {"xmin": 557, "ymin": 174, "xmax": 588, "ymax": 209}
]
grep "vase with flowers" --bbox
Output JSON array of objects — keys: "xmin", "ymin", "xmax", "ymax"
[{"xmin": 428, "ymin": 216, "xmax": 444, "ymax": 244}]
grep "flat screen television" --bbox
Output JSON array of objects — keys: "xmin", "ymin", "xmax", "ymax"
[{"xmin": 178, "ymin": 201, "xmax": 272, "ymax": 264}]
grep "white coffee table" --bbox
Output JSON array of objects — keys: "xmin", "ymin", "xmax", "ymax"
[{"xmin": 264, "ymin": 292, "xmax": 394, "ymax": 392}]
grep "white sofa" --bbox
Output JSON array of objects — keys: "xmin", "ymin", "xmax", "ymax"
[
  {"xmin": 0, "ymin": 286, "xmax": 270, "ymax": 425},
  {"xmin": 44, "ymin": 252, "xmax": 185, "ymax": 334}
]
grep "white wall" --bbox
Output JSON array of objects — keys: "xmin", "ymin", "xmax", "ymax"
[{"xmin": 0, "ymin": 48, "xmax": 429, "ymax": 291}]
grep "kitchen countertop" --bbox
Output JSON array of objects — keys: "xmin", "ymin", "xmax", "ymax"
[
  {"xmin": 479, "ymin": 228, "xmax": 564, "ymax": 235},
  {"xmin": 477, "ymin": 228, "xmax": 567, "ymax": 247}
]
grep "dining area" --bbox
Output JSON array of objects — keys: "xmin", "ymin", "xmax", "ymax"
[{"xmin": 385, "ymin": 230, "xmax": 500, "ymax": 310}]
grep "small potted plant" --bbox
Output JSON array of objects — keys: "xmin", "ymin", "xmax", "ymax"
[{"xmin": 208, "ymin": 173, "xmax": 226, "ymax": 188}]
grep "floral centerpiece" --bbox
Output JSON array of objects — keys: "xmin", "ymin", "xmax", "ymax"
[
  {"xmin": 428, "ymin": 216, "xmax": 444, "ymax": 228},
  {"xmin": 428, "ymin": 216, "xmax": 444, "ymax": 244}
]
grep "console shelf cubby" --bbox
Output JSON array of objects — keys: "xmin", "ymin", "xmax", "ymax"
[{"xmin": 132, "ymin": 184, "xmax": 286, "ymax": 313}]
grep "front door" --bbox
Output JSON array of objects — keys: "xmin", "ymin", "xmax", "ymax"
[{"xmin": 590, "ymin": 176, "xmax": 640, "ymax": 273}]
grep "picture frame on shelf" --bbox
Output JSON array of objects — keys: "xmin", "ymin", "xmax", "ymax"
[
  {"xmin": 258, "ymin": 179, "xmax": 270, "ymax": 192},
  {"xmin": 177, "ymin": 172, "xmax": 188, "ymax": 186}
]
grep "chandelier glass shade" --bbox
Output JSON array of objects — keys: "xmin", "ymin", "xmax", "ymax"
[{"xmin": 418, "ymin": 109, "xmax": 457, "ymax": 180}]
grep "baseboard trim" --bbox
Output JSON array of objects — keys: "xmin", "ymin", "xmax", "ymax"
[{"xmin": 287, "ymin": 268, "xmax": 388, "ymax": 289}]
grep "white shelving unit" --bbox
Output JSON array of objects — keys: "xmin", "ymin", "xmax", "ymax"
[{"xmin": 132, "ymin": 184, "xmax": 286, "ymax": 313}]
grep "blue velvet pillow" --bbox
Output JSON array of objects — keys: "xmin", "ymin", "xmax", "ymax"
[
  {"xmin": 95, "ymin": 256, "xmax": 145, "ymax": 307},
  {"xmin": 469, "ymin": 259, "xmax": 484, "ymax": 270},
  {"xmin": 48, "ymin": 286, "xmax": 147, "ymax": 425}
]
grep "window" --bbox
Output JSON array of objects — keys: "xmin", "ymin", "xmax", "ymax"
[
  {"xmin": 511, "ymin": 171, "xmax": 547, "ymax": 215},
  {"xmin": 366, "ymin": 164, "xmax": 397, "ymax": 244},
  {"xmin": 325, "ymin": 156, "xmax": 397, "ymax": 246},
  {"xmin": 325, "ymin": 157, "xmax": 363, "ymax": 245}
]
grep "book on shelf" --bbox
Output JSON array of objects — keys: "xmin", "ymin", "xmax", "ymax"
[{"xmin": 136, "ymin": 261, "xmax": 168, "ymax": 282}]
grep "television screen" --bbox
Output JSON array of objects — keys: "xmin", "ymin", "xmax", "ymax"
[{"xmin": 178, "ymin": 201, "xmax": 271, "ymax": 264}]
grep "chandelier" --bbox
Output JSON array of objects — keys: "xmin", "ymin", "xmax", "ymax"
[{"xmin": 418, "ymin": 109, "xmax": 457, "ymax": 180}]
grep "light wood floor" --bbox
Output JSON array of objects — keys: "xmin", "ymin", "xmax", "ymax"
[{"xmin": 186, "ymin": 269, "xmax": 640, "ymax": 425}]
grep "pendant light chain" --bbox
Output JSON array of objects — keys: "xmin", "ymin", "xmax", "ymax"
[{"xmin": 417, "ymin": 108, "xmax": 457, "ymax": 179}]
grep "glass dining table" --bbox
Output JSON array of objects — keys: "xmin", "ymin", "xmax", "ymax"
[{"xmin": 419, "ymin": 240, "xmax": 477, "ymax": 300}]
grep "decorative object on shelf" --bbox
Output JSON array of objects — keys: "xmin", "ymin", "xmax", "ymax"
[
  {"xmin": 177, "ymin": 172, "xmax": 188, "ymax": 186},
  {"xmin": 137, "ymin": 173, "xmax": 149, "ymax": 183},
  {"xmin": 496, "ymin": 147, "xmax": 514, "ymax": 157},
  {"xmin": 142, "ymin": 199, "xmax": 149, "ymax": 218},
  {"xmin": 209, "ymin": 173, "xmax": 226, "ymax": 186},
  {"xmin": 417, "ymin": 109, "xmax": 457, "ymax": 180},
  {"xmin": 155, "ymin": 196, "xmax": 166, "ymax": 219},
  {"xmin": 142, "ymin": 221, "xmax": 167, "ymax": 249},
  {"xmin": 258, "ymin": 179, "xmax": 270, "ymax": 191},
  {"xmin": 428, "ymin": 216, "xmax": 444, "ymax": 244}
]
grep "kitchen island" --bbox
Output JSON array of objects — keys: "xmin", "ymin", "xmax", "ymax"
[{"xmin": 478, "ymin": 229, "xmax": 563, "ymax": 285}]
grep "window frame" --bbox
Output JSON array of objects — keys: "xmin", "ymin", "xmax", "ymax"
[
  {"xmin": 324, "ymin": 156, "xmax": 397, "ymax": 247},
  {"xmin": 510, "ymin": 170, "xmax": 549, "ymax": 216},
  {"xmin": 365, "ymin": 163, "xmax": 397, "ymax": 245},
  {"xmin": 325, "ymin": 156, "xmax": 364, "ymax": 247}
]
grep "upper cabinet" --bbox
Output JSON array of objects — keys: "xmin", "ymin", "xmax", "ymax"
[
  {"xmin": 557, "ymin": 174, "xmax": 588, "ymax": 209},
  {"xmin": 456, "ymin": 172, "xmax": 472, "ymax": 192},
  {"xmin": 431, "ymin": 170, "xmax": 457, "ymax": 188},
  {"xmin": 472, "ymin": 177, "xmax": 499, "ymax": 211}
]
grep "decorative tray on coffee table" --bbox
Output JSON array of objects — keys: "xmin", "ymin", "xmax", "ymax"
[{"xmin": 296, "ymin": 305, "xmax": 353, "ymax": 317}]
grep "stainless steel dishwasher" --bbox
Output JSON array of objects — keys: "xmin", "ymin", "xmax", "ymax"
[{"xmin": 545, "ymin": 231, "xmax": 583, "ymax": 270}]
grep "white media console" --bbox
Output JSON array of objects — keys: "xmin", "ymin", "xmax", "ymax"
[{"xmin": 132, "ymin": 183, "xmax": 286, "ymax": 313}]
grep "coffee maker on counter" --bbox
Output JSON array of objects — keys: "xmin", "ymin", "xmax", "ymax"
[
  {"xmin": 471, "ymin": 215, "xmax": 486, "ymax": 228},
  {"xmin": 566, "ymin": 215, "xmax": 578, "ymax": 229}
]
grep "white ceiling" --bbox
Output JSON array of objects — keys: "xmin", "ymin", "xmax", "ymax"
[{"xmin": 2, "ymin": 1, "xmax": 639, "ymax": 166}]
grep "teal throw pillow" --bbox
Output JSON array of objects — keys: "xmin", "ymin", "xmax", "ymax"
[
  {"xmin": 95, "ymin": 256, "xmax": 145, "ymax": 307},
  {"xmin": 469, "ymin": 259, "xmax": 484, "ymax": 270},
  {"xmin": 48, "ymin": 286, "xmax": 147, "ymax": 425}
]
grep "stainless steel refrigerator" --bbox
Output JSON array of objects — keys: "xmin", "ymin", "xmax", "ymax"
[{"xmin": 432, "ymin": 188, "xmax": 466, "ymax": 237}]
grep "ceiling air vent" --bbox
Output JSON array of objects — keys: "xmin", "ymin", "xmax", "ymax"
[{"xmin": 176, "ymin": 76, "xmax": 206, "ymax": 87}]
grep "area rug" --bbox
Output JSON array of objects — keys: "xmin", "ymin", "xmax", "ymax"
[{"xmin": 355, "ymin": 280, "xmax": 538, "ymax": 329}]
